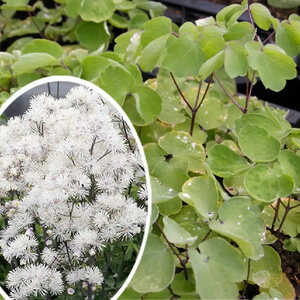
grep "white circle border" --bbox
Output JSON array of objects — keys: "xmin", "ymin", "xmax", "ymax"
[{"xmin": 0, "ymin": 75, "xmax": 152, "ymax": 300}]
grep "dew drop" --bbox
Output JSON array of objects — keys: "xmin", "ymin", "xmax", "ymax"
[{"xmin": 181, "ymin": 193, "xmax": 191, "ymax": 199}]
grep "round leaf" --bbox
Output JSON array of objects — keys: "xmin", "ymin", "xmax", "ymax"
[
  {"xmin": 151, "ymin": 176, "xmax": 178, "ymax": 204},
  {"xmin": 76, "ymin": 21, "xmax": 110, "ymax": 51},
  {"xmin": 209, "ymin": 197, "xmax": 265, "ymax": 260},
  {"xmin": 250, "ymin": 3, "xmax": 273, "ymax": 31},
  {"xmin": 131, "ymin": 234, "xmax": 175, "ymax": 293},
  {"xmin": 97, "ymin": 65, "xmax": 134, "ymax": 105},
  {"xmin": 207, "ymin": 144, "xmax": 250, "ymax": 178},
  {"xmin": 132, "ymin": 86, "xmax": 162, "ymax": 123},
  {"xmin": 278, "ymin": 149, "xmax": 300, "ymax": 191},
  {"xmin": 250, "ymin": 246, "xmax": 282, "ymax": 288},
  {"xmin": 179, "ymin": 176, "xmax": 219, "ymax": 219},
  {"xmin": 22, "ymin": 39, "xmax": 64, "ymax": 58},
  {"xmin": 163, "ymin": 216, "xmax": 197, "ymax": 246},
  {"xmin": 12, "ymin": 53, "xmax": 57, "ymax": 75},
  {"xmin": 80, "ymin": 0, "xmax": 115, "ymax": 23},
  {"xmin": 245, "ymin": 164, "xmax": 294, "ymax": 202},
  {"xmin": 162, "ymin": 35, "xmax": 205, "ymax": 77},
  {"xmin": 238, "ymin": 125, "xmax": 280, "ymax": 162},
  {"xmin": 224, "ymin": 41, "xmax": 248, "ymax": 78}
]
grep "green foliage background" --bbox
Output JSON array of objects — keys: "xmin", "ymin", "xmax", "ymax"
[{"xmin": 0, "ymin": 0, "xmax": 300, "ymax": 299}]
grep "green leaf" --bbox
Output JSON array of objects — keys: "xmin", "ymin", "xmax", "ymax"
[
  {"xmin": 16, "ymin": 73, "xmax": 42, "ymax": 87},
  {"xmin": 192, "ymin": 95, "xmax": 227, "ymax": 130},
  {"xmin": 172, "ymin": 206, "xmax": 210, "ymax": 242},
  {"xmin": 139, "ymin": 120, "xmax": 171, "ymax": 144},
  {"xmin": 65, "ymin": 0, "xmax": 81, "ymax": 18},
  {"xmin": 283, "ymin": 237, "xmax": 300, "ymax": 252},
  {"xmin": 156, "ymin": 69, "xmax": 186, "ymax": 124},
  {"xmin": 170, "ymin": 270, "xmax": 196, "ymax": 296},
  {"xmin": 267, "ymin": 0, "xmax": 300, "ymax": 9},
  {"xmin": 210, "ymin": 197, "xmax": 265, "ymax": 260},
  {"xmin": 207, "ymin": 144, "xmax": 250, "ymax": 178},
  {"xmin": 138, "ymin": 34, "xmax": 169, "ymax": 72},
  {"xmin": 235, "ymin": 113, "xmax": 290, "ymax": 140},
  {"xmin": 157, "ymin": 196, "xmax": 182, "ymax": 216},
  {"xmin": 237, "ymin": 125, "xmax": 280, "ymax": 162},
  {"xmin": 250, "ymin": 246, "xmax": 282, "ymax": 288},
  {"xmin": 245, "ymin": 164, "xmax": 294, "ymax": 202},
  {"xmin": 144, "ymin": 143, "xmax": 166, "ymax": 174},
  {"xmin": 162, "ymin": 35, "xmax": 205, "ymax": 77},
  {"xmin": 81, "ymin": 56, "xmax": 110, "ymax": 81},
  {"xmin": 97, "ymin": 65, "xmax": 134, "ymax": 105},
  {"xmin": 179, "ymin": 22, "xmax": 199, "ymax": 41},
  {"xmin": 246, "ymin": 42, "xmax": 297, "ymax": 92},
  {"xmin": 12, "ymin": 53, "xmax": 57, "ymax": 75},
  {"xmin": 140, "ymin": 16, "xmax": 172, "ymax": 47},
  {"xmin": 151, "ymin": 176, "xmax": 178, "ymax": 204},
  {"xmin": 179, "ymin": 176, "xmax": 219, "ymax": 219},
  {"xmin": 224, "ymin": 22, "xmax": 255, "ymax": 42},
  {"xmin": 76, "ymin": 21, "xmax": 110, "ymax": 51},
  {"xmin": 80, "ymin": 0, "xmax": 115, "ymax": 23},
  {"xmin": 21, "ymin": 39, "xmax": 64, "ymax": 58},
  {"xmin": 223, "ymin": 170, "xmax": 248, "ymax": 196},
  {"xmin": 152, "ymin": 157, "xmax": 189, "ymax": 192},
  {"xmin": 278, "ymin": 149, "xmax": 300, "ymax": 191},
  {"xmin": 132, "ymin": 86, "xmax": 162, "ymax": 123},
  {"xmin": 199, "ymin": 50, "xmax": 224, "ymax": 80},
  {"xmin": 131, "ymin": 234, "xmax": 175, "ymax": 293},
  {"xmin": 217, "ymin": 4, "xmax": 246, "ymax": 27},
  {"xmin": 109, "ymin": 13, "xmax": 129, "ymax": 29},
  {"xmin": 224, "ymin": 41, "xmax": 248, "ymax": 78},
  {"xmin": 135, "ymin": 1, "xmax": 166, "ymax": 18},
  {"xmin": 119, "ymin": 288, "xmax": 141, "ymax": 300},
  {"xmin": 158, "ymin": 131, "xmax": 205, "ymax": 172},
  {"xmin": 123, "ymin": 94, "xmax": 149, "ymax": 126},
  {"xmin": 250, "ymin": 3, "xmax": 274, "ymax": 31},
  {"xmin": 190, "ymin": 237, "xmax": 246, "ymax": 299},
  {"xmin": 198, "ymin": 26, "xmax": 225, "ymax": 59},
  {"xmin": 163, "ymin": 216, "xmax": 197, "ymax": 245},
  {"xmin": 276, "ymin": 20, "xmax": 300, "ymax": 57},
  {"xmin": 274, "ymin": 273, "xmax": 296, "ymax": 300}
]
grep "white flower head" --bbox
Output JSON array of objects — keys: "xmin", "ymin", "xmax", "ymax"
[{"xmin": 0, "ymin": 84, "xmax": 147, "ymax": 298}]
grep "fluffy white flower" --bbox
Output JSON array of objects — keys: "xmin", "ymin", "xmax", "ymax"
[
  {"xmin": 66, "ymin": 266, "xmax": 103, "ymax": 286},
  {"xmin": 0, "ymin": 85, "xmax": 147, "ymax": 298},
  {"xmin": 7, "ymin": 264, "xmax": 63, "ymax": 299}
]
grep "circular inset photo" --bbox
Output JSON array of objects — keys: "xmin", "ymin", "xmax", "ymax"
[{"xmin": 0, "ymin": 76, "xmax": 151, "ymax": 300}]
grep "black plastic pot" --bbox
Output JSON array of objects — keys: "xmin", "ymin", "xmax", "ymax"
[{"xmin": 2, "ymin": 81, "xmax": 78, "ymax": 119}]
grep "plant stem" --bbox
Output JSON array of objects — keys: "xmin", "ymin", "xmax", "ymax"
[
  {"xmin": 242, "ymin": 259, "xmax": 251, "ymax": 298},
  {"xmin": 155, "ymin": 222, "xmax": 189, "ymax": 279},
  {"xmin": 122, "ymin": 119, "xmax": 133, "ymax": 152},
  {"xmin": 277, "ymin": 198, "xmax": 290, "ymax": 232},
  {"xmin": 213, "ymin": 73, "xmax": 246, "ymax": 113},
  {"xmin": 263, "ymin": 31, "xmax": 275, "ymax": 44},
  {"xmin": 200, "ymin": 229, "xmax": 212, "ymax": 243},
  {"xmin": 170, "ymin": 72, "xmax": 193, "ymax": 111},
  {"xmin": 271, "ymin": 199, "xmax": 280, "ymax": 231},
  {"xmin": 244, "ymin": 71, "xmax": 256, "ymax": 113}
]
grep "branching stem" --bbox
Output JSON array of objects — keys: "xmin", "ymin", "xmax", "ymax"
[{"xmin": 213, "ymin": 73, "xmax": 246, "ymax": 113}]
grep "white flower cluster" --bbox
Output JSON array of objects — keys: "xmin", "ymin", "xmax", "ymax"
[{"xmin": 0, "ymin": 85, "xmax": 147, "ymax": 299}]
